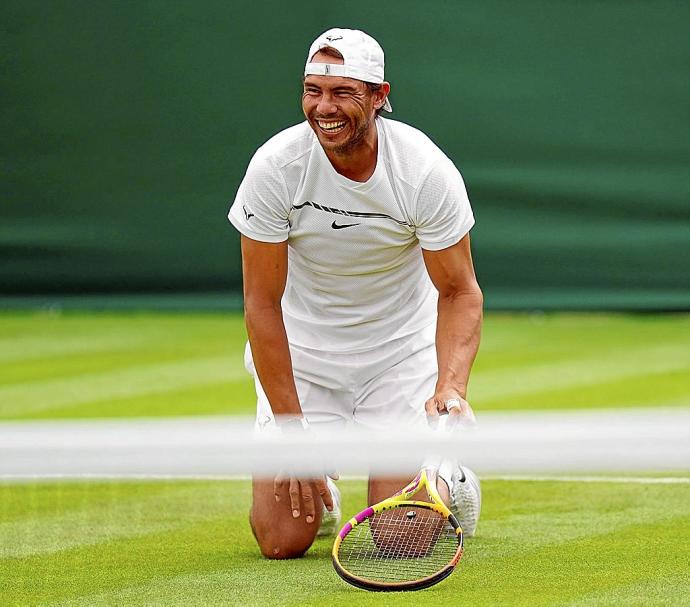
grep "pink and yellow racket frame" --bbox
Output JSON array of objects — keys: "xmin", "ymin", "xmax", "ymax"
[{"xmin": 332, "ymin": 468, "xmax": 465, "ymax": 591}]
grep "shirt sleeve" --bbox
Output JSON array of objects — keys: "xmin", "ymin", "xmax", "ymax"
[
  {"xmin": 414, "ymin": 157, "xmax": 475, "ymax": 251},
  {"xmin": 227, "ymin": 152, "xmax": 290, "ymax": 243}
]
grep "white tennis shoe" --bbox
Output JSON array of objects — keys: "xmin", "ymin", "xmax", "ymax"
[
  {"xmin": 317, "ymin": 477, "xmax": 341, "ymax": 538},
  {"xmin": 450, "ymin": 466, "xmax": 481, "ymax": 538}
]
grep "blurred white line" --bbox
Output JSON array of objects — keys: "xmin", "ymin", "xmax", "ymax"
[
  {"xmin": 0, "ymin": 474, "xmax": 689, "ymax": 484},
  {"xmin": 0, "ymin": 408, "xmax": 688, "ymax": 477}
]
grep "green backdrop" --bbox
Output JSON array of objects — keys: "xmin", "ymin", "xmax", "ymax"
[{"xmin": 2, "ymin": 1, "xmax": 689, "ymax": 309}]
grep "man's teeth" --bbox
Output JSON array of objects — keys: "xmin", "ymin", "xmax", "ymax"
[{"xmin": 318, "ymin": 120, "xmax": 346, "ymax": 131}]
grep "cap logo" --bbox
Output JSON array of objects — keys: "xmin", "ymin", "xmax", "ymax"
[{"xmin": 326, "ymin": 35, "xmax": 343, "ymax": 41}]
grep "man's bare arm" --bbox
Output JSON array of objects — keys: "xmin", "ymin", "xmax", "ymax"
[
  {"xmin": 241, "ymin": 235, "xmax": 302, "ymax": 419},
  {"xmin": 241, "ymin": 234, "xmax": 333, "ymax": 521},
  {"xmin": 422, "ymin": 234, "xmax": 483, "ymax": 417}
]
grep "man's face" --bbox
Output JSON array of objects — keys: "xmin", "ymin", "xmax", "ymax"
[{"xmin": 302, "ymin": 51, "xmax": 379, "ymax": 155}]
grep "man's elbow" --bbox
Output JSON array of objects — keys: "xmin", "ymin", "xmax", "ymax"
[
  {"xmin": 243, "ymin": 295, "xmax": 283, "ymax": 322},
  {"xmin": 472, "ymin": 283, "xmax": 484, "ymax": 309},
  {"xmin": 441, "ymin": 281, "xmax": 483, "ymax": 308},
  {"xmin": 465, "ymin": 285, "xmax": 483, "ymax": 318}
]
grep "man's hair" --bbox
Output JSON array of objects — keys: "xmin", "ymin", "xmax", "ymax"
[
  {"xmin": 308, "ymin": 46, "xmax": 386, "ymax": 117},
  {"xmin": 365, "ymin": 82, "xmax": 385, "ymax": 117},
  {"xmin": 317, "ymin": 46, "xmax": 344, "ymax": 61}
]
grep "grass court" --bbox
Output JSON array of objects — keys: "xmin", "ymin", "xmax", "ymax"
[
  {"xmin": 1, "ymin": 311, "xmax": 689, "ymax": 420},
  {"xmin": 2, "ymin": 478, "xmax": 689, "ymax": 606},
  {"xmin": 1, "ymin": 311, "xmax": 689, "ymax": 605}
]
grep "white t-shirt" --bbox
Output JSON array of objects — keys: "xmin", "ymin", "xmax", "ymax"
[{"xmin": 228, "ymin": 117, "xmax": 474, "ymax": 353}]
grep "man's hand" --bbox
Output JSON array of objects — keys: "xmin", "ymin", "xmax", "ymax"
[
  {"xmin": 425, "ymin": 390, "xmax": 476, "ymax": 430},
  {"xmin": 274, "ymin": 474, "xmax": 336, "ymax": 523},
  {"xmin": 273, "ymin": 416, "xmax": 339, "ymax": 523}
]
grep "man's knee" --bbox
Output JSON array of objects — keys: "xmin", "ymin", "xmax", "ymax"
[{"xmin": 249, "ymin": 511, "xmax": 313, "ymax": 560}]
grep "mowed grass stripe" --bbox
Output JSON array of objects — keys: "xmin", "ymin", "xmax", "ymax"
[
  {"xmin": 45, "ymin": 506, "xmax": 690, "ymax": 607},
  {"xmin": 558, "ymin": 572, "xmax": 689, "ymax": 606},
  {"xmin": 48, "ymin": 556, "xmax": 342, "ymax": 607},
  {"xmin": 0, "ymin": 317, "xmax": 244, "ymax": 386},
  {"xmin": 457, "ymin": 518, "xmax": 690, "ymax": 607},
  {"xmin": 0, "ymin": 349, "xmax": 239, "ymax": 387},
  {"xmin": 0, "ymin": 313, "xmax": 247, "ymax": 342},
  {"xmin": 0, "ymin": 481, "xmax": 175, "ymax": 523},
  {"xmin": 0, "ymin": 315, "xmax": 240, "ymax": 353},
  {"xmin": 1, "ymin": 312, "xmax": 689, "ymax": 419},
  {"xmin": 460, "ymin": 480, "xmax": 690, "ymax": 566},
  {"xmin": 0, "ymin": 333, "xmax": 150, "ymax": 364},
  {"xmin": 0, "ymin": 482, "xmax": 247, "ymax": 559},
  {"xmin": 477, "ymin": 313, "xmax": 690, "ymax": 366},
  {"xmin": 2, "ymin": 479, "xmax": 688, "ymax": 606},
  {"xmin": 2, "ymin": 477, "xmax": 681, "ymax": 561},
  {"xmin": 2, "ymin": 483, "xmax": 256, "ymax": 607},
  {"xmin": 0, "ymin": 357, "xmax": 247, "ymax": 416},
  {"xmin": 14, "ymin": 379, "xmax": 256, "ymax": 420},
  {"xmin": 471, "ymin": 342, "xmax": 690, "ymax": 402},
  {"xmin": 492, "ymin": 368, "xmax": 690, "ymax": 411}
]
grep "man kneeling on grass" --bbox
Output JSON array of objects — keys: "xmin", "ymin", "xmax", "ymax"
[{"xmin": 228, "ymin": 27, "xmax": 482, "ymax": 558}]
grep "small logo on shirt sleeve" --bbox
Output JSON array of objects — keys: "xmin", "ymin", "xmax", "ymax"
[{"xmin": 243, "ymin": 205, "xmax": 255, "ymax": 221}]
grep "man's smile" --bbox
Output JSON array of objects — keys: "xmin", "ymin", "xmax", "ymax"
[
  {"xmin": 315, "ymin": 119, "xmax": 347, "ymax": 133},
  {"xmin": 316, "ymin": 119, "xmax": 347, "ymax": 134}
]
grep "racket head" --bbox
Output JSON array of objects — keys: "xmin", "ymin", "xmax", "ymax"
[{"xmin": 332, "ymin": 499, "xmax": 464, "ymax": 591}]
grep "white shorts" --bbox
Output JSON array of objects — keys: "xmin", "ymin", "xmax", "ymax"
[{"xmin": 245, "ymin": 323, "xmax": 437, "ymax": 432}]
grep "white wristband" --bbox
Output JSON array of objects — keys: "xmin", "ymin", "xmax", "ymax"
[
  {"xmin": 276, "ymin": 416, "xmax": 309, "ymax": 433},
  {"xmin": 444, "ymin": 399, "xmax": 462, "ymax": 412}
]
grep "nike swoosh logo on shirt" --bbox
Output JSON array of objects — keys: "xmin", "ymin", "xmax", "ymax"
[
  {"xmin": 292, "ymin": 201, "xmax": 412, "ymax": 227},
  {"xmin": 331, "ymin": 221, "xmax": 360, "ymax": 229}
]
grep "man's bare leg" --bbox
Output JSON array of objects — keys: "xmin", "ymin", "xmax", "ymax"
[{"xmin": 250, "ymin": 477, "xmax": 324, "ymax": 559}]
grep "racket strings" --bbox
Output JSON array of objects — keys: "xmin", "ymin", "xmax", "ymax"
[{"xmin": 337, "ymin": 507, "xmax": 458, "ymax": 583}]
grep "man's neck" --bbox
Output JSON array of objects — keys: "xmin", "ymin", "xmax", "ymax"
[{"xmin": 324, "ymin": 122, "xmax": 379, "ymax": 183}]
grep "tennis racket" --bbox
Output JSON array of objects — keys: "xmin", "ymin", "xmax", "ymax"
[{"xmin": 332, "ymin": 466, "xmax": 464, "ymax": 591}]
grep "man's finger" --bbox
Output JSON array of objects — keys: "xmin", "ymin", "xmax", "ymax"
[
  {"xmin": 445, "ymin": 398, "xmax": 477, "ymax": 430},
  {"xmin": 288, "ymin": 477, "xmax": 301, "ymax": 518},
  {"xmin": 273, "ymin": 473, "xmax": 286, "ymax": 503},
  {"xmin": 424, "ymin": 397, "xmax": 440, "ymax": 417},
  {"xmin": 459, "ymin": 399, "xmax": 477, "ymax": 425},
  {"xmin": 425, "ymin": 397, "xmax": 442, "ymax": 427},
  {"xmin": 315, "ymin": 477, "xmax": 334, "ymax": 512},
  {"xmin": 301, "ymin": 480, "xmax": 316, "ymax": 524},
  {"xmin": 442, "ymin": 398, "xmax": 461, "ymax": 430}
]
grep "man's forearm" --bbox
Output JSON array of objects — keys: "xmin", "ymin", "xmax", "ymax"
[
  {"xmin": 435, "ymin": 289, "xmax": 483, "ymax": 398},
  {"xmin": 245, "ymin": 304, "xmax": 303, "ymax": 418}
]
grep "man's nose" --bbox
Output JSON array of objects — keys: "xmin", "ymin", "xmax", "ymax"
[{"xmin": 316, "ymin": 94, "xmax": 337, "ymax": 115}]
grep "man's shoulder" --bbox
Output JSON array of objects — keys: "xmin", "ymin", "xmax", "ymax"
[
  {"xmin": 379, "ymin": 118, "xmax": 449, "ymax": 185},
  {"xmin": 381, "ymin": 118, "xmax": 446, "ymax": 152},
  {"xmin": 252, "ymin": 121, "xmax": 314, "ymax": 169}
]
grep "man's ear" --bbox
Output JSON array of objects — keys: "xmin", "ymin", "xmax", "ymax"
[{"xmin": 375, "ymin": 82, "xmax": 391, "ymax": 110}]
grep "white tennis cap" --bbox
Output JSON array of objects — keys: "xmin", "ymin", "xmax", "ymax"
[{"xmin": 305, "ymin": 28, "xmax": 393, "ymax": 112}]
